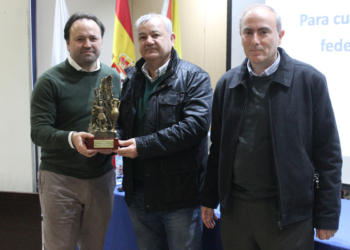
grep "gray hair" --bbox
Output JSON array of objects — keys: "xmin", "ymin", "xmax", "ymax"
[
  {"xmin": 135, "ymin": 13, "xmax": 173, "ymax": 38},
  {"xmin": 239, "ymin": 4, "xmax": 282, "ymax": 33}
]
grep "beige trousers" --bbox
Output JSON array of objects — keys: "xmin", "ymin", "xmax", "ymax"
[{"xmin": 39, "ymin": 169, "xmax": 116, "ymax": 250}]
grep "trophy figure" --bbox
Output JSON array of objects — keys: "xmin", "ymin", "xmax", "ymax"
[
  {"xmin": 111, "ymin": 98, "xmax": 121, "ymax": 132},
  {"xmin": 86, "ymin": 75, "xmax": 120, "ymax": 149}
]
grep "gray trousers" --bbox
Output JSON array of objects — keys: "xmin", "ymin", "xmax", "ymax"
[
  {"xmin": 39, "ymin": 169, "xmax": 116, "ymax": 250},
  {"xmin": 220, "ymin": 196, "xmax": 314, "ymax": 250}
]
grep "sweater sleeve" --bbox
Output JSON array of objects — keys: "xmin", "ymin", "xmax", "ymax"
[{"xmin": 30, "ymin": 74, "xmax": 71, "ymax": 149}]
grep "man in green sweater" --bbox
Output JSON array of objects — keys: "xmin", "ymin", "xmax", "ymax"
[{"xmin": 30, "ymin": 13, "xmax": 120, "ymax": 249}]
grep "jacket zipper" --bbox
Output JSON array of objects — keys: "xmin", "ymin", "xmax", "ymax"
[
  {"xmin": 226, "ymin": 81, "xmax": 248, "ymax": 217},
  {"xmin": 313, "ymin": 172, "xmax": 320, "ymax": 189},
  {"xmin": 141, "ymin": 73, "xmax": 172, "ymax": 210},
  {"xmin": 267, "ymin": 87, "xmax": 283, "ymax": 230}
]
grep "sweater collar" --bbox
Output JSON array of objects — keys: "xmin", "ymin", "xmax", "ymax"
[{"xmin": 67, "ymin": 54, "xmax": 100, "ymax": 72}]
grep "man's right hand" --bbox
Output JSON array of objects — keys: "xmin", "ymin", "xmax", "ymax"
[
  {"xmin": 114, "ymin": 139, "xmax": 138, "ymax": 158},
  {"xmin": 316, "ymin": 229, "xmax": 338, "ymax": 240},
  {"xmin": 72, "ymin": 132, "xmax": 98, "ymax": 157},
  {"xmin": 201, "ymin": 206, "xmax": 218, "ymax": 229}
]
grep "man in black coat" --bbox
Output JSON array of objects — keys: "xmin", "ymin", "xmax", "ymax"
[
  {"xmin": 201, "ymin": 4, "xmax": 342, "ymax": 250},
  {"xmin": 113, "ymin": 14, "xmax": 213, "ymax": 250}
]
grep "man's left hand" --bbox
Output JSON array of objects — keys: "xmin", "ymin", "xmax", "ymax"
[
  {"xmin": 201, "ymin": 206, "xmax": 218, "ymax": 229},
  {"xmin": 114, "ymin": 139, "xmax": 138, "ymax": 158},
  {"xmin": 316, "ymin": 229, "xmax": 337, "ymax": 240},
  {"xmin": 72, "ymin": 132, "xmax": 98, "ymax": 157}
]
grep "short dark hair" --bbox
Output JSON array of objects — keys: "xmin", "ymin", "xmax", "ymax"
[{"xmin": 64, "ymin": 13, "xmax": 105, "ymax": 41}]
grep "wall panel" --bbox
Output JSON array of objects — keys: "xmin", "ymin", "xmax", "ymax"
[
  {"xmin": 0, "ymin": 0, "xmax": 33, "ymax": 192},
  {"xmin": 204, "ymin": 0, "xmax": 227, "ymax": 87}
]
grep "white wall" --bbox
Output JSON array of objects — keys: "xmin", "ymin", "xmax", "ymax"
[
  {"xmin": 36, "ymin": 0, "xmax": 116, "ymax": 77},
  {"xmin": 230, "ymin": 0, "xmax": 265, "ymax": 68},
  {"xmin": 0, "ymin": 0, "xmax": 34, "ymax": 192}
]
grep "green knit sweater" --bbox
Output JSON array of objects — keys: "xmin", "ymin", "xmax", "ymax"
[{"xmin": 30, "ymin": 60, "xmax": 121, "ymax": 179}]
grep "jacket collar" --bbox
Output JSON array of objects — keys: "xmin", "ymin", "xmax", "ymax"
[
  {"xmin": 273, "ymin": 47, "xmax": 294, "ymax": 88},
  {"xmin": 229, "ymin": 47, "xmax": 294, "ymax": 89}
]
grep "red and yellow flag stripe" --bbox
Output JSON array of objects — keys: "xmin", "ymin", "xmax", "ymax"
[
  {"xmin": 162, "ymin": 0, "xmax": 182, "ymax": 59},
  {"xmin": 111, "ymin": 0, "xmax": 136, "ymax": 81}
]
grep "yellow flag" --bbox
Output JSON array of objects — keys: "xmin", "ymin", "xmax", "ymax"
[
  {"xmin": 161, "ymin": 0, "xmax": 182, "ymax": 58},
  {"xmin": 111, "ymin": 0, "xmax": 136, "ymax": 82}
]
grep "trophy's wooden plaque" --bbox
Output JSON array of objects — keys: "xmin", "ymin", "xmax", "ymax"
[{"xmin": 86, "ymin": 138, "xmax": 119, "ymax": 149}]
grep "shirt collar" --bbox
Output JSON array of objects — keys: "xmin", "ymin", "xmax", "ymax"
[
  {"xmin": 141, "ymin": 59, "xmax": 170, "ymax": 82},
  {"xmin": 68, "ymin": 54, "xmax": 100, "ymax": 72},
  {"xmin": 247, "ymin": 50, "xmax": 280, "ymax": 77}
]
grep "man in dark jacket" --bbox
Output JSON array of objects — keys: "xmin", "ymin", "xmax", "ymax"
[
  {"xmin": 201, "ymin": 4, "xmax": 342, "ymax": 250},
  {"xmin": 113, "ymin": 14, "xmax": 212, "ymax": 250}
]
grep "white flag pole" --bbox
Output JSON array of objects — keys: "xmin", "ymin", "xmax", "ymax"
[
  {"xmin": 51, "ymin": 0, "xmax": 69, "ymax": 66},
  {"xmin": 161, "ymin": 0, "xmax": 170, "ymax": 16}
]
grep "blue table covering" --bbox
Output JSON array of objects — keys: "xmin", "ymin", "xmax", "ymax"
[
  {"xmin": 104, "ymin": 187, "xmax": 350, "ymax": 250},
  {"xmin": 103, "ymin": 187, "xmax": 138, "ymax": 250}
]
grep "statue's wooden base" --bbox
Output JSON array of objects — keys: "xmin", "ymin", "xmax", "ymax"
[{"xmin": 86, "ymin": 138, "xmax": 119, "ymax": 149}]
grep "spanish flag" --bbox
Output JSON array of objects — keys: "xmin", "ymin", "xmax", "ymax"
[
  {"xmin": 111, "ymin": 0, "xmax": 136, "ymax": 81},
  {"xmin": 161, "ymin": 0, "xmax": 182, "ymax": 59}
]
